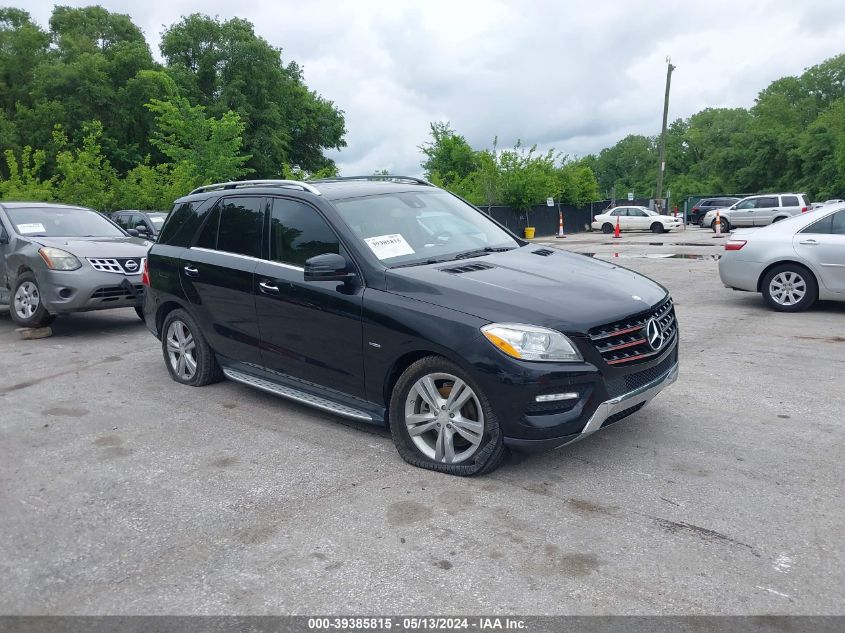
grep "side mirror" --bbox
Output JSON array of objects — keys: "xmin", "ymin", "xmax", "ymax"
[
  {"xmin": 135, "ymin": 224, "xmax": 150, "ymax": 234},
  {"xmin": 304, "ymin": 253, "xmax": 355, "ymax": 282},
  {"xmin": 126, "ymin": 228, "xmax": 140, "ymax": 237}
]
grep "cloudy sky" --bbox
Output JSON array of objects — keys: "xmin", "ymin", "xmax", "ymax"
[{"xmin": 19, "ymin": 0, "xmax": 845, "ymax": 175}]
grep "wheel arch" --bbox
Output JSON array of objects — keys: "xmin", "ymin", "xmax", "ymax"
[{"xmin": 155, "ymin": 299, "xmax": 189, "ymax": 336}]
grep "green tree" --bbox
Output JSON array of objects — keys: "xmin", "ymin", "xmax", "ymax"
[
  {"xmin": 420, "ymin": 122, "xmax": 478, "ymax": 188},
  {"xmin": 52, "ymin": 121, "xmax": 118, "ymax": 210},
  {"xmin": 160, "ymin": 14, "xmax": 346, "ymax": 176},
  {"xmin": 0, "ymin": 146, "xmax": 53, "ymax": 200},
  {"xmin": 146, "ymin": 96, "xmax": 252, "ymax": 189}
]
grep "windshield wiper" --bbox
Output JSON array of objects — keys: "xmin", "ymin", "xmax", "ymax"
[
  {"xmin": 390, "ymin": 258, "xmax": 450, "ymax": 268},
  {"xmin": 452, "ymin": 246, "xmax": 516, "ymax": 260}
]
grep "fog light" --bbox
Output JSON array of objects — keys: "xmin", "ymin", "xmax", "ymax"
[{"xmin": 535, "ymin": 392, "xmax": 579, "ymax": 403}]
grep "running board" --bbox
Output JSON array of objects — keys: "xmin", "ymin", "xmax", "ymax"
[{"xmin": 222, "ymin": 368, "xmax": 375, "ymax": 422}]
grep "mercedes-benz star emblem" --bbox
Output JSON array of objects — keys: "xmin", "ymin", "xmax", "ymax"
[
  {"xmin": 645, "ymin": 317, "xmax": 665, "ymax": 351},
  {"xmin": 124, "ymin": 260, "xmax": 139, "ymax": 272}
]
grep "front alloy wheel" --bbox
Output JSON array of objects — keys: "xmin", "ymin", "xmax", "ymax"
[
  {"xmin": 390, "ymin": 356, "xmax": 506, "ymax": 475},
  {"xmin": 10, "ymin": 273, "xmax": 55, "ymax": 328},
  {"xmin": 404, "ymin": 373, "xmax": 484, "ymax": 464}
]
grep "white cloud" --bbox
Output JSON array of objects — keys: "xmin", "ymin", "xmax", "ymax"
[{"xmin": 18, "ymin": 0, "xmax": 845, "ymax": 174}]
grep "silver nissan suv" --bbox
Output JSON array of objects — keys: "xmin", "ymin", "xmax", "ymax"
[{"xmin": 0, "ymin": 202, "xmax": 151, "ymax": 328}]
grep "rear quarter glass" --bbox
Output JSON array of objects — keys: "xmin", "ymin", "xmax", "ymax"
[{"xmin": 157, "ymin": 200, "xmax": 209, "ymax": 246}]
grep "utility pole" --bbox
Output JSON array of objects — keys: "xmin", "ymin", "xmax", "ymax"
[{"xmin": 655, "ymin": 57, "xmax": 676, "ymax": 211}]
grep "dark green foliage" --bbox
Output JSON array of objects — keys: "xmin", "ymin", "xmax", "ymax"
[{"xmin": 0, "ymin": 6, "xmax": 346, "ymax": 209}]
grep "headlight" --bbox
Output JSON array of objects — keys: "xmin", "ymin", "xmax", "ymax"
[
  {"xmin": 481, "ymin": 323, "xmax": 583, "ymax": 362},
  {"xmin": 38, "ymin": 247, "xmax": 81, "ymax": 271}
]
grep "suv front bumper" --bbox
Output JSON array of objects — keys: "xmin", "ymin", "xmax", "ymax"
[
  {"xmin": 38, "ymin": 268, "xmax": 144, "ymax": 315},
  {"xmin": 503, "ymin": 359, "xmax": 678, "ymax": 452}
]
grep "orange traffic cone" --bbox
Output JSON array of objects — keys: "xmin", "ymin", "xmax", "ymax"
[
  {"xmin": 555, "ymin": 210, "xmax": 566, "ymax": 238},
  {"xmin": 713, "ymin": 210, "xmax": 724, "ymax": 238},
  {"xmin": 613, "ymin": 215, "xmax": 621, "ymax": 238}
]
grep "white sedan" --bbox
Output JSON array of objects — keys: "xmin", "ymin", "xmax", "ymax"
[
  {"xmin": 591, "ymin": 206, "xmax": 682, "ymax": 234},
  {"xmin": 719, "ymin": 204, "xmax": 845, "ymax": 311}
]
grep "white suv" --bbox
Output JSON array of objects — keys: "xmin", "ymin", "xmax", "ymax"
[{"xmin": 702, "ymin": 193, "xmax": 810, "ymax": 232}]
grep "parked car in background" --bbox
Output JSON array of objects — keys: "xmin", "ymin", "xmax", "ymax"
[
  {"xmin": 0, "ymin": 202, "xmax": 150, "ymax": 327},
  {"xmin": 112, "ymin": 210, "xmax": 168, "ymax": 239},
  {"xmin": 143, "ymin": 177, "xmax": 678, "ymax": 475},
  {"xmin": 702, "ymin": 193, "xmax": 811, "ymax": 232},
  {"xmin": 591, "ymin": 206, "xmax": 682, "ymax": 234},
  {"xmin": 812, "ymin": 199, "xmax": 844, "ymax": 209},
  {"xmin": 719, "ymin": 203, "xmax": 845, "ymax": 311},
  {"xmin": 689, "ymin": 197, "xmax": 741, "ymax": 226}
]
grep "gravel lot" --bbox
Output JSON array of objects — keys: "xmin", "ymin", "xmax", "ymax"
[{"xmin": 1, "ymin": 226, "xmax": 843, "ymax": 615}]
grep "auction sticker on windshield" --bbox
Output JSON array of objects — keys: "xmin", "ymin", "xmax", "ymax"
[
  {"xmin": 364, "ymin": 234, "xmax": 415, "ymax": 259},
  {"xmin": 17, "ymin": 223, "xmax": 46, "ymax": 234}
]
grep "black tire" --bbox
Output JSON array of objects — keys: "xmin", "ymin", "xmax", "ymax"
[
  {"xmin": 711, "ymin": 217, "xmax": 730, "ymax": 233},
  {"xmin": 389, "ymin": 356, "xmax": 507, "ymax": 476},
  {"xmin": 601, "ymin": 223, "xmax": 614, "ymax": 234},
  {"xmin": 9, "ymin": 272, "xmax": 55, "ymax": 329},
  {"xmin": 160, "ymin": 308, "xmax": 223, "ymax": 386},
  {"xmin": 651, "ymin": 222, "xmax": 665, "ymax": 234},
  {"xmin": 761, "ymin": 264, "xmax": 818, "ymax": 312},
  {"xmin": 134, "ymin": 305, "xmax": 145, "ymax": 322}
]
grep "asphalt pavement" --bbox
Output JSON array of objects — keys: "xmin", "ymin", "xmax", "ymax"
[{"xmin": 1, "ymin": 226, "xmax": 843, "ymax": 615}]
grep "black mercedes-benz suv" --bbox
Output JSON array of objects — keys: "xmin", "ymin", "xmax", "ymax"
[{"xmin": 142, "ymin": 176, "xmax": 678, "ymax": 475}]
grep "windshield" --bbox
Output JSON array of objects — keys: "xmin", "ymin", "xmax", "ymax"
[
  {"xmin": 333, "ymin": 191, "xmax": 519, "ymax": 266},
  {"xmin": 642, "ymin": 208, "xmax": 658, "ymax": 216},
  {"xmin": 149, "ymin": 215, "xmax": 166, "ymax": 227},
  {"xmin": 6, "ymin": 206, "xmax": 125, "ymax": 238}
]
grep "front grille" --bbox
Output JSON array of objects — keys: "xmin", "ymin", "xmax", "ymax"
[
  {"xmin": 91, "ymin": 284, "xmax": 144, "ymax": 301},
  {"xmin": 600, "ymin": 402, "xmax": 646, "ymax": 428},
  {"xmin": 605, "ymin": 350, "xmax": 677, "ymax": 398},
  {"xmin": 588, "ymin": 297, "xmax": 677, "ymax": 366},
  {"xmin": 87, "ymin": 257, "xmax": 144, "ymax": 275}
]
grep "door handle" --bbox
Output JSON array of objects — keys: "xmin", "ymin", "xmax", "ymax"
[
  {"xmin": 799, "ymin": 239, "xmax": 818, "ymax": 245},
  {"xmin": 259, "ymin": 281, "xmax": 280, "ymax": 295},
  {"xmin": 183, "ymin": 265, "xmax": 199, "ymax": 277}
]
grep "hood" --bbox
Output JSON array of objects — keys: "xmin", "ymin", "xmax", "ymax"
[
  {"xmin": 32, "ymin": 236, "xmax": 152, "ymax": 257},
  {"xmin": 385, "ymin": 247, "xmax": 667, "ymax": 334}
]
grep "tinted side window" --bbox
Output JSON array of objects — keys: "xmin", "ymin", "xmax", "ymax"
[
  {"xmin": 781, "ymin": 196, "xmax": 799, "ymax": 207},
  {"xmin": 158, "ymin": 201, "xmax": 207, "ymax": 246},
  {"xmin": 832, "ymin": 211, "xmax": 845, "ymax": 235},
  {"xmin": 801, "ymin": 215, "xmax": 832, "ymax": 234},
  {"xmin": 217, "ymin": 197, "xmax": 263, "ymax": 257},
  {"xmin": 269, "ymin": 198, "xmax": 339, "ymax": 267},
  {"xmin": 196, "ymin": 204, "xmax": 221, "ymax": 249},
  {"xmin": 757, "ymin": 197, "xmax": 779, "ymax": 208}
]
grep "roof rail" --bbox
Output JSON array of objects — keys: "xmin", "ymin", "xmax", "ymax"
[
  {"xmin": 310, "ymin": 175, "xmax": 434, "ymax": 186},
  {"xmin": 188, "ymin": 179, "xmax": 321, "ymax": 196}
]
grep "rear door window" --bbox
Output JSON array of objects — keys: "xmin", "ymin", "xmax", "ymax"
[
  {"xmin": 196, "ymin": 197, "xmax": 263, "ymax": 257},
  {"xmin": 756, "ymin": 197, "xmax": 779, "ymax": 208}
]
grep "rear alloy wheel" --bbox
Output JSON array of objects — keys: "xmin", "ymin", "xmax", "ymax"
[
  {"xmin": 762, "ymin": 265, "xmax": 817, "ymax": 312},
  {"xmin": 390, "ymin": 357, "xmax": 506, "ymax": 475},
  {"xmin": 602, "ymin": 223, "xmax": 614, "ymax": 234},
  {"xmin": 161, "ymin": 309, "xmax": 222, "ymax": 386},
  {"xmin": 10, "ymin": 273, "xmax": 55, "ymax": 329},
  {"xmin": 651, "ymin": 222, "xmax": 665, "ymax": 234}
]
